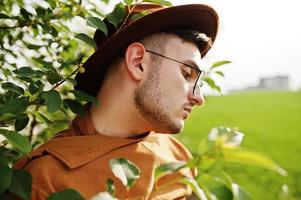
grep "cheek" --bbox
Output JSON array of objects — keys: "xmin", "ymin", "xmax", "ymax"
[
  {"xmin": 163, "ymin": 70, "xmax": 189, "ymax": 100},
  {"xmin": 159, "ymin": 65, "xmax": 189, "ymax": 100},
  {"xmin": 173, "ymin": 70, "xmax": 190, "ymax": 93}
]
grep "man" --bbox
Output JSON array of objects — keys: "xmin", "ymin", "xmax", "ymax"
[{"xmin": 14, "ymin": 3, "xmax": 219, "ymax": 199}]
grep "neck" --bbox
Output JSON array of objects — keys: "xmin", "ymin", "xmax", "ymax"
[
  {"xmin": 90, "ymin": 99, "xmax": 151, "ymax": 139},
  {"xmin": 89, "ymin": 69, "xmax": 152, "ymax": 139}
]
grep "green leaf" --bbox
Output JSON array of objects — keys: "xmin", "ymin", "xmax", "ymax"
[
  {"xmin": 59, "ymin": 60, "xmax": 77, "ymax": 69},
  {"xmin": 17, "ymin": 77, "xmax": 34, "ymax": 84},
  {"xmin": 28, "ymin": 83, "xmax": 39, "ymax": 94},
  {"xmin": 180, "ymin": 177, "xmax": 208, "ymax": 200},
  {"xmin": 141, "ymin": 0, "xmax": 172, "ymax": 6},
  {"xmin": 63, "ymin": 99, "xmax": 85, "ymax": 116},
  {"xmin": 47, "ymin": 189, "xmax": 84, "ymax": 200},
  {"xmin": 0, "ymin": 13, "xmax": 10, "ymax": 19},
  {"xmin": 1, "ymin": 82, "xmax": 24, "ymax": 95},
  {"xmin": 204, "ymin": 77, "xmax": 221, "ymax": 93},
  {"xmin": 29, "ymin": 80, "xmax": 43, "ymax": 95},
  {"xmin": 36, "ymin": 7, "xmax": 47, "ymax": 17},
  {"xmin": 0, "ymin": 162, "xmax": 12, "ymax": 193},
  {"xmin": 106, "ymin": 2, "xmax": 126, "ymax": 28},
  {"xmin": 41, "ymin": 90, "xmax": 62, "ymax": 112},
  {"xmin": 41, "ymin": 24, "xmax": 52, "ymax": 34},
  {"xmin": 66, "ymin": 78, "xmax": 77, "ymax": 87},
  {"xmin": 20, "ymin": 8, "xmax": 31, "ymax": 20},
  {"xmin": 32, "ymin": 58, "xmax": 56, "ymax": 72},
  {"xmin": 231, "ymin": 183, "xmax": 252, "ymax": 200},
  {"xmin": 1, "ymin": 97, "xmax": 28, "ymax": 115},
  {"xmin": 13, "ymin": 67, "xmax": 45, "ymax": 77},
  {"xmin": 0, "ymin": 148, "xmax": 10, "ymax": 163},
  {"xmin": 215, "ymin": 71, "xmax": 225, "ymax": 77},
  {"xmin": 15, "ymin": 113, "xmax": 30, "ymax": 131},
  {"xmin": 52, "ymin": 23, "xmax": 70, "ymax": 32},
  {"xmin": 221, "ymin": 171, "xmax": 235, "ymax": 187},
  {"xmin": 210, "ymin": 60, "xmax": 231, "ymax": 70},
  {"xmin": 109, "ymin": 158, "xmax": 140, "ymax": 187},
  {"xmin": 86, "ymin": 17, "xmax": 108, "ymax": 36},
  {"xmin": 197, "ymin": 174, "xmax": 233, "ymax": 200},
  {"xmin": 75, "ymin": 33, "xmax": 97, "ymax": 49},
  {"xmin": 0, "ymin": 129, "xmax": 31, "ymax": 154},
  {"xmin": 46, "ymin": 70, "xmax": 62, "ymax": 85},
  {"xmin": 16, "ymin": 0, "xmax": 25, "ymax": 7},
  {"xmin": 123, "ymin": 0, "xmax": 134, "ymax": 6},
  {"xmin": 31, "ymin": 111, "xmax": 53, "ymax": 124},
  {"xmin": 106, "ymin": 179, "xmax": 115, "ymax": 196},
  {"xmin": 222, "ymin": 147, "xmax": 287, "ymax": 176},
  {"xmin": 0, "ymin": 113, "xmax": 15, "ymax": 121},
  {"xmin": 189, "ymin": 154, "xmax": 217, "ymax": 171},
  {"xmin": 8, "ymin": 170, "xmax": 32, "ymax": 200},
  {"xmin": 27, "ymin": 44, "xmax": 42, "ymax": 50},
  {"xmin": 130, "ymin": 11, "xmax": 150, "ymax": 21},
  {"xmin": 46, "ymin": 0, "xmax": 57, "ymax": 10},
  {"xmin": 71, "ymin": 90, "xmax": 99, "ymax": 105},
  {"xmin": 100, "ymin": 0, "xmax": 110, "ymax": 3},
  {"xmin": 154, "ymin": 161, "xmax": 186, "ymax": 180}
]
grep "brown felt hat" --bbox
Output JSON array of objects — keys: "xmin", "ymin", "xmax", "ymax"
[{"xmin": 75, "ymin": 3, "xmax": 219, "ymax": 96}]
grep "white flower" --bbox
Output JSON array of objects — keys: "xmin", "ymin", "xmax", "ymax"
[{"xmin": 90, "ymin": 192, "xmax": 117, "ymax": 200}]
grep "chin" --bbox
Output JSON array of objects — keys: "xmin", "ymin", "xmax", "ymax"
[
  {"xmin": 150, "ymin": 115, "xmax": 185, "ymax": 134},
  {"xmin": 153, "ymin": 123, "xmax": 182, "ymax": 134},
  {"xmin": 163, "ymin": 121, "xmax": 184, "ymax": 134},
  {"xmin": 171, "ymin": 119, "xmax": 185, "ymax": 133}
]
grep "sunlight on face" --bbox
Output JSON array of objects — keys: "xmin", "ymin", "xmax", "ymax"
[{"xmin": 134, "ymin": 35, "xmax": 203, "ymax": 134}]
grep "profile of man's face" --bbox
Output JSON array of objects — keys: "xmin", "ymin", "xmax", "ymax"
[{"xmin": 134, "ymin": 35, "xmax": 204, "ymax": 134}]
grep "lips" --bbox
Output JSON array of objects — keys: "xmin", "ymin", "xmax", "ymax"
[{"xmin": 183, "ymin": 107, "xmax": 192, "ymax": 113}]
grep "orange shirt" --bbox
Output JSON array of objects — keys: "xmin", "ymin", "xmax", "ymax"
[{"xmin": 14, "ymin": 113, "xmax": 195, "ymax": 199}]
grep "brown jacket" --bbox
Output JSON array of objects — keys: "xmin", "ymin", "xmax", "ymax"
[{"xmin": 14, "ymin": 113, "xmax": 195, "ymax": 199}]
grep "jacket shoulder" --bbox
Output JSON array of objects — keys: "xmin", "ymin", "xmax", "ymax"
[{"xmin": 140, "ymin": 133, "xmax": 193, "ymax": 164}]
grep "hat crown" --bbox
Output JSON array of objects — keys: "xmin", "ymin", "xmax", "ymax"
[{"xmin": 93, "ymin": 3, "xmax": 165, "ymax": 48}]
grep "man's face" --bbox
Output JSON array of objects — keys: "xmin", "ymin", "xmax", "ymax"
[{"xmin": 134, "ymin": 36, "xmax": 204, "ymax": 134}]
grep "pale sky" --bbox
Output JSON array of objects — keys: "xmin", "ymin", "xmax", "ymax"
[{"xmin": 172, "ymin": 0, "xmax": 301, "ymax": 93}]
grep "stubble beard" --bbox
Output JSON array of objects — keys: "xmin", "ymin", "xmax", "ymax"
[{"xmin": 134, "ymin": 64, "xmax": 181, "ymax": 134}]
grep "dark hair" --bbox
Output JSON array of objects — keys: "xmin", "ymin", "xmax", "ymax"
[
  {"xmin": 116, "ymin": 29, "xmax": 211, "ymax": 58},
  {"xmin": 166, "ymin": 29, "xmax": 212, "ymax": 57}
]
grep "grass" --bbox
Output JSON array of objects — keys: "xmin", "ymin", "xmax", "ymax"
[{"xmin": 176, "ymin": 90, "xmax": 301, "ymax": 200}]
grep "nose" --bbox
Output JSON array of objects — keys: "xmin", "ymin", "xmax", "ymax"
[{"xmin": 188, "ymin": 89, "xmax": 205, "ymax": 106}]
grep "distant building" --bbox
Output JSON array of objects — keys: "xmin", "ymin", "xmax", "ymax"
[
  {"xmin": 230, "ymin": 75, "xmax": 290, "ymax": 93},
  {"xmin": 258, "ymin": 75, "xmax": 289, "ymax": 90}
]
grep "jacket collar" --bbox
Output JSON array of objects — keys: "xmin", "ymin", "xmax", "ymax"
[{"xmin": 40, "ymin": 111, "xmax": 151, "ymax": 169}]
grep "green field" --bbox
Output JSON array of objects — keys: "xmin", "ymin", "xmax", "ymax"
[{"xmin": 177, "ymin": 90, "xmax": 301, "ymax": 200}]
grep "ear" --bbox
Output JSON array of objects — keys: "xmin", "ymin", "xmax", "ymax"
[{"xmin": 124, "ymin": 42, "xmax": 146, "ymax": 81}]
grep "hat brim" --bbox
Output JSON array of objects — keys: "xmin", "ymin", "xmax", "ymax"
[{"xmin": 75, "ymin": 4, "xmax": 219, "ymax": 96}]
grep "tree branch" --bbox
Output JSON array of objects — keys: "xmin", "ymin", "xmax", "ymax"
[
  {"xmin": 29, "ymin": 106, "xmax": 39, "ymax": 142},
  {"xmin": 51, "ymin": 67, "xmax": 79, "ymax": 90}
]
